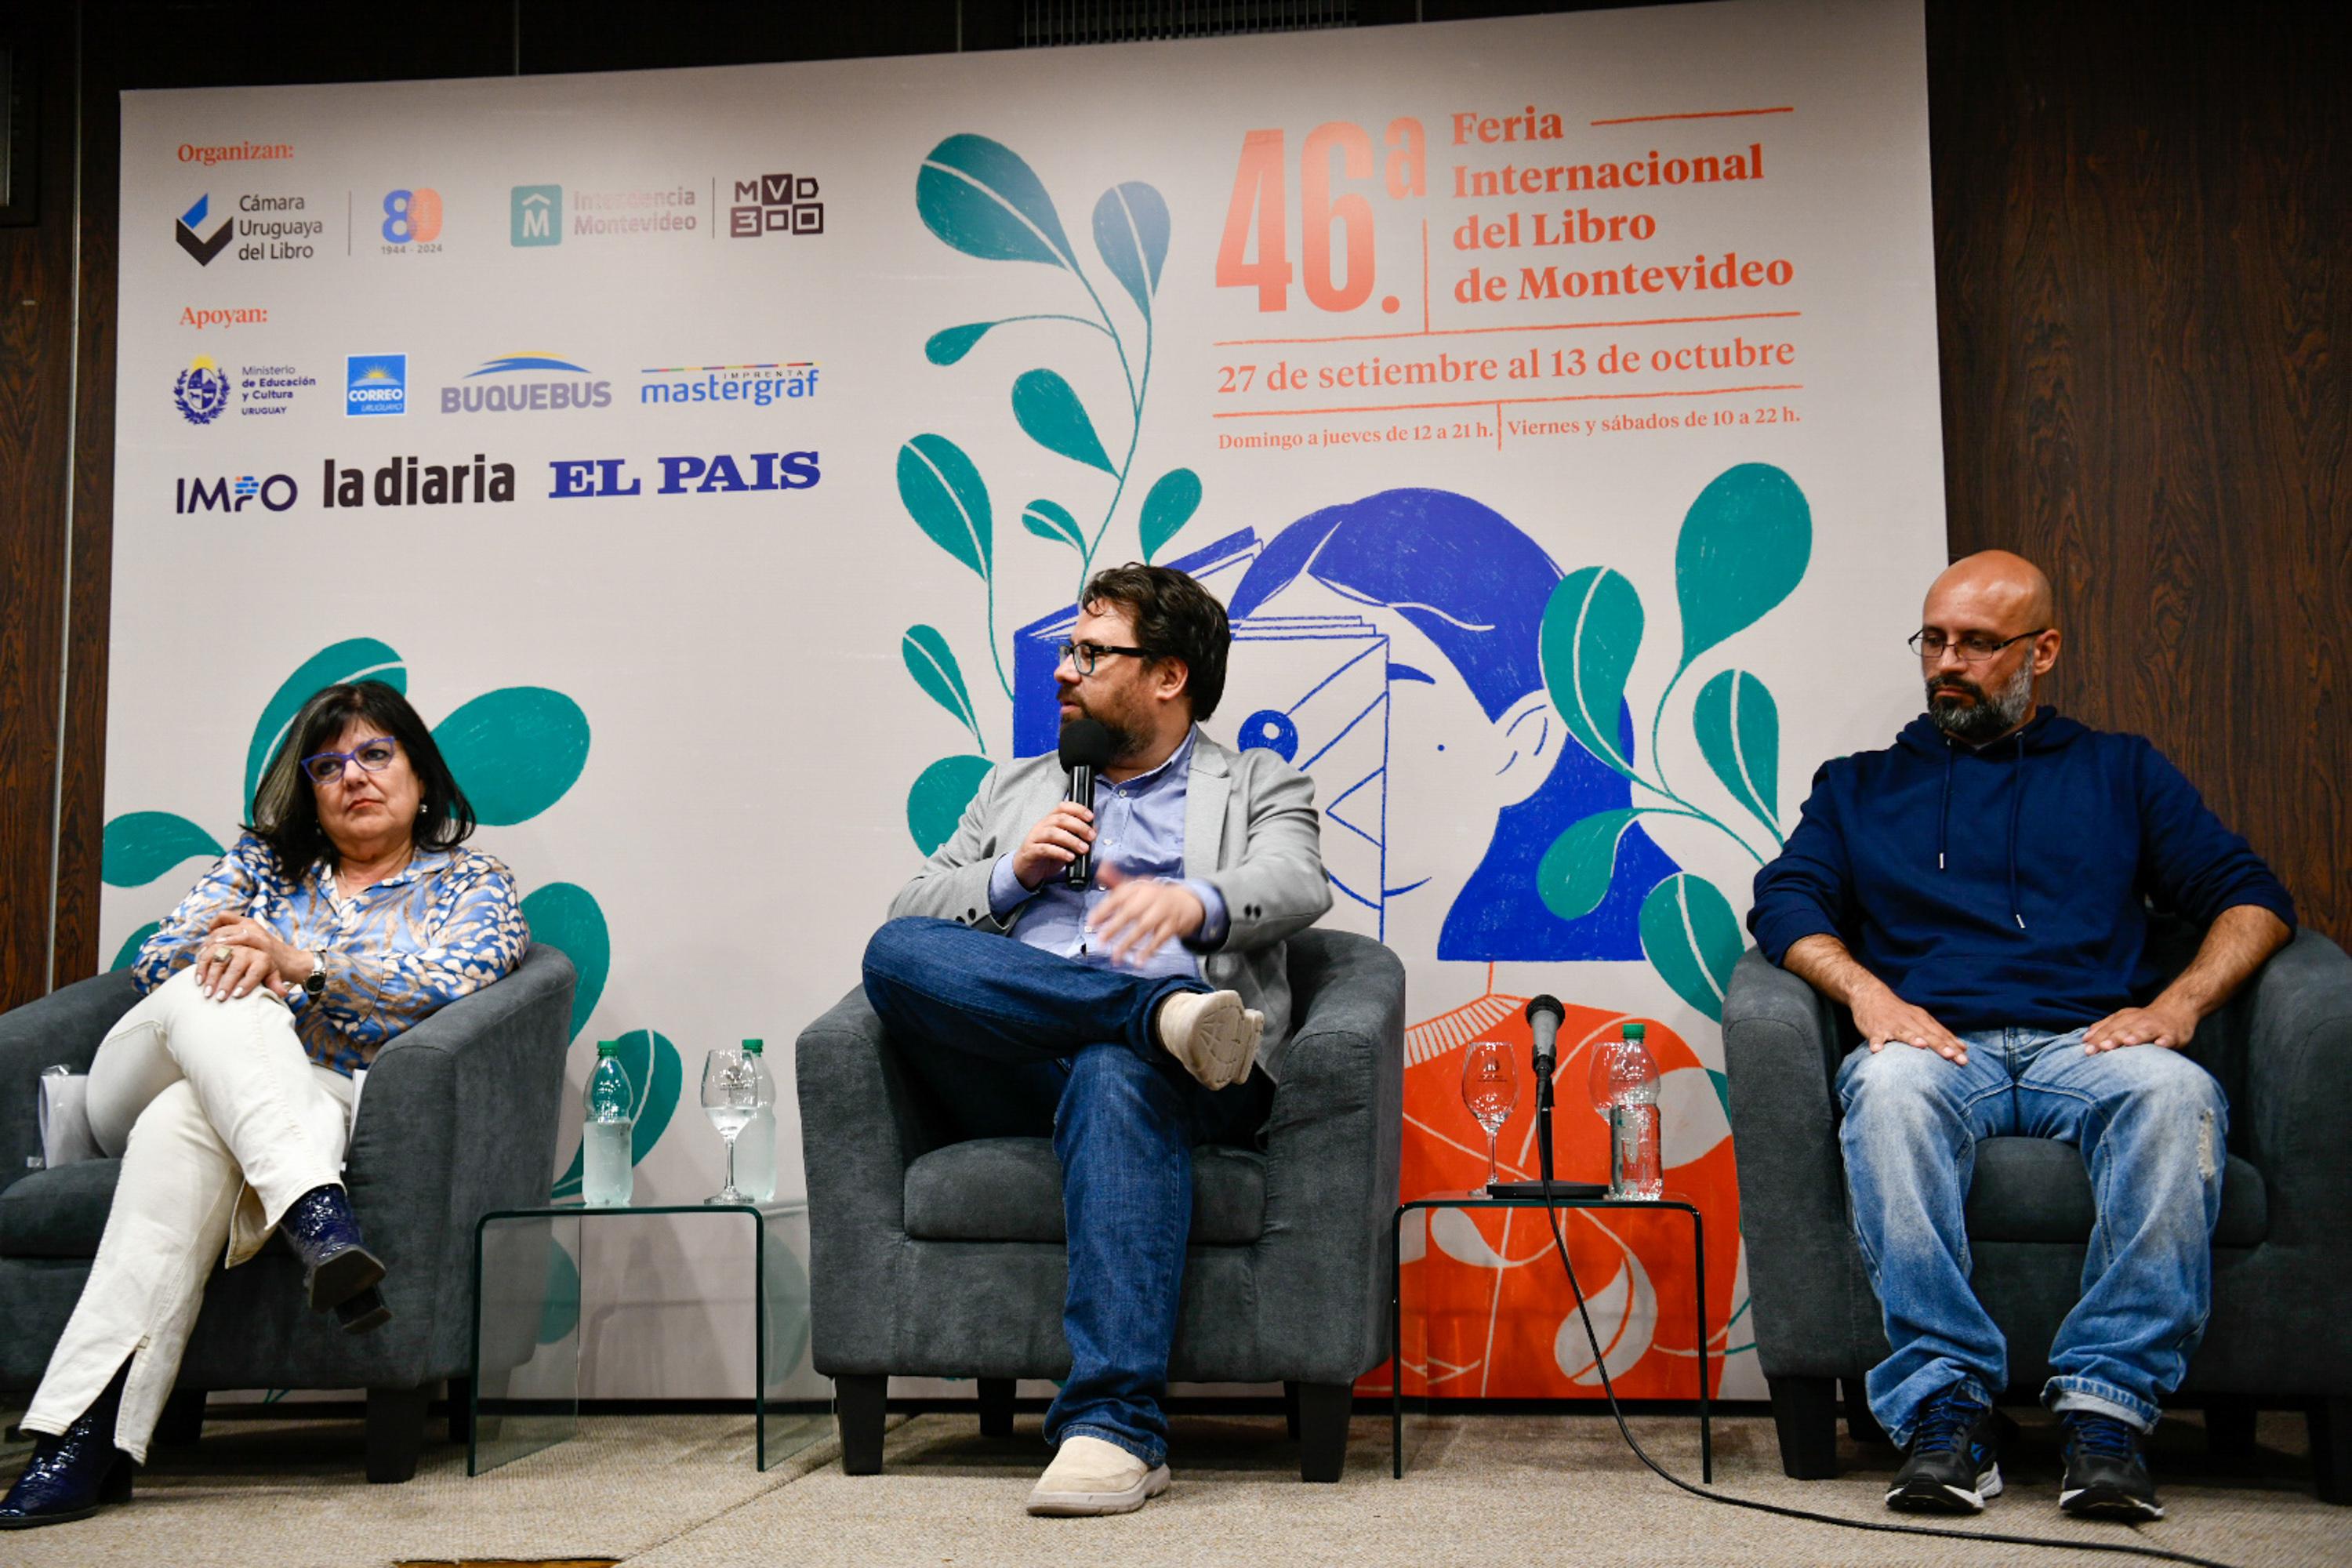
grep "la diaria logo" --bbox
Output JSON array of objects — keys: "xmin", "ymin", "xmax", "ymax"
[
  {"xmin": 172, "ymin": 355, "xmax": 234, "ymax": 426},
  {"xmin": 728, "ymin": 172, "xmax": 823, "ymax": 238},
  {"xmin": 175, "ymin": 194, "xmax": 234, "ymax": 265}
]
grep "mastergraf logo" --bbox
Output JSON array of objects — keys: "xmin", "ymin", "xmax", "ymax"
[
  {"xmin": 512, "ymin": 185, "xmax": 561, "ymax": 247},
  {"xmin": 346, "ymin": 354, "xmax": 408, "ymax": 416},
  {"xmin": 175, "ymin": 194, "xmax": 234, "ymax": 265}
]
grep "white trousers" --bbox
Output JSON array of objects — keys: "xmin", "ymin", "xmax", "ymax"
[{"xmin": 21, "ymin": 968, "xmax": 351, "ymax": 1462}]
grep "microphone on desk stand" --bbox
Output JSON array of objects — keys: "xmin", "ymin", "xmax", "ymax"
[
  {"xmin": 1486, "ymin": 994, "xmax": 1604, "ymax": 1201},
  {"xmin": 1058, "ymin": 719, "xmax": 1112, "ymax": 890}
]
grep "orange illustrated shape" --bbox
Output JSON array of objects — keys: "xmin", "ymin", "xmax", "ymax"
[{"xmin": 1356, "ymin": 992, "xmax": 1743, "ymax": 1400}]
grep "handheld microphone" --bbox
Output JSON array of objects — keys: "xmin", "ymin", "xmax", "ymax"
[
  {"xmin": 1058, "ymin": 719, "xmax": 1112, "ymax": 889},
  {"xmin": 1526, "ymin": 993, "xmax": 1564, "ymax": 1083}
]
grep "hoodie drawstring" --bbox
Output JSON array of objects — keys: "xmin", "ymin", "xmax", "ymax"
[
  {"xmin": 2007, "ymin": 733, "xmax": 2027, "ymax": 929},
  {"xmin": 1937, "ymin": 744, "xmax": 1955, "ymax": 872}
]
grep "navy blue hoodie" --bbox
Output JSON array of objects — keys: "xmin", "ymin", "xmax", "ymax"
[{"xmin": 1748, "ymin": 707, "xmax": 2296, "ymax": 1033}]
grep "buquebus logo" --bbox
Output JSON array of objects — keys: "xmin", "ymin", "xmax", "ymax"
[
  {"xmin": 441, "ymin": 353, "xmax": 612, "ymax": 414},
  {"xmin": 175, "ymin": 194, "xmax": 233, "ymax": 265},
  {"xmin": 728, "ymin": 172, "xmax": 824, "ymax": 238},
  {"xmin": 380, "ymin": 188, "xmax": 444, "ymax": 249},
  {"xmin": 172, "ymin": 355, "xmax": 234, "ymax": 426},
  {"xmin": 346, "ymin": 354, "xmax": 408, "ymax": 416},
  {"xmin": 175, "ymin": 472, "xmax": 298, "ymax": 514}
]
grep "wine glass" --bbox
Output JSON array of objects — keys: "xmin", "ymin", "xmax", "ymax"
[
  {"xmin": 701, "ymin": 1047, "xmax": 761, "ymax": 1205},
  {"xmin": 1461, "ymin": 1040, "xmax": 1519, "ymax": 1195}
]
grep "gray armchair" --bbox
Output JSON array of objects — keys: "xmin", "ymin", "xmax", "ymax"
[
  {"xmin": 0, "ymin": 942, "xmax": 576, "ymax": 1481},
  {"xmin": 795, "ymin": 927, "xmax": 1404, "ymax": 1481},
  {"xmin": 1722, "ymin": 922, "xmax": 2352, "ymax": 1502}
]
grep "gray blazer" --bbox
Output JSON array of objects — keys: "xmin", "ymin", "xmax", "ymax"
[{"xmin": 888, "ymin": 729, "xmax": 1333, "ymax": 1080}]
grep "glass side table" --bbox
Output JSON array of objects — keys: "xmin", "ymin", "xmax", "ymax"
[
  {"xmin": 469, "ymin": 1200, "xmax": 830, "ymax": 1475},
  {"xmin": 1391, "ymin": 1192, "xmax": 1711, "ymax": 1481}
]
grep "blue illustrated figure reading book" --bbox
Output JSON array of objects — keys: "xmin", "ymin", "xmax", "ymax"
[{"xmin": 1011, "ymin": 488, "xmax": 1673, "ymax": 960}]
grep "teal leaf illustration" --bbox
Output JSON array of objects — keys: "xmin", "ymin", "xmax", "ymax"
[
  {"xmin": 111, "ymin": 921, "xmax": 163, "ymax": 972},
  {"xmin": 1022, "ymin": 499, "xmax": 1085, "ymax": 554},
  {"xmin": 1138, "ymin": 468, "xmax": 1203, "ymax": 562},
  {"xmin": 246, "ymin": 637, "xmax": 406, "ymax": 808},
  {"xmin": 925, "ymin": 322, "xmax": 996, "ymax": 365},
  {"xmin": 549, "ymin": 1025, "xmax": 683, "ymax": 1199},
  {"xmin": 101, "ymin": 811, "xmax": 224, "ymax": 887},
  {"xmin": 434, "ymin": 688, "xmax": 590, "ymax": 827},
  {"xmin": 1539, "ymin": 567, "xmax": 1644, "ymax": 777},
  {"xmin": 1536, "ymin": 809, "xmax": 1638, "ymax": 923},
  {"xmin": 535, "ymin": 1238, "xmax": 581, "ymax": 1345},
  {"xmin": 902, "ymin": 626, "xmax": 984, "ymax": 750},
  {"xmin": 1675, "ymin": 463, "xmax": 1812, "ymax": 672},
  {"xmin": 916, "ymin": 133, "xmax": 1076, "ymax": 270},
  {"xmin": 520, "ymin": 883, "xmax": 608, "ymax": 1042},
  {"xmin": 907, "ymin": 754, "xmax": 993, "ymax": 855},
  {"xmin": 1092, "ymin": 181, "xmax": 1171, "ymax": 320},
  {"xmin": 1011, "ymin": 368, "xmax": 1117, "ymax": 474},
  {"xmin": 896, "ymin": 433, "xmax": 993, "ymax": 579},
  {"xmin": 1693, "ymin": 669, "xmax": 1780, "ymax": 836},
  {"xmin": 1639, "ymin": 873, "xmax": 1744, "ymax": 1024}
]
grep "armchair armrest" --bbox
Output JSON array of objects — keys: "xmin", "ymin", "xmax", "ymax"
[
  {"xmin": 2236, "ymin": 928, "xmax": 2352, "ymax": 1251},
  {"xmin": 1722, "ymin": 947, "xmax": 1884, "ymax": 1378},
  {"xmin": 0, "ymin": 970, "xmax": 142, "ymax": 1195},
  {"xmin": 344, "ymin": 942, "xmax": 576, "ymax": 1352},
  {"xmin": 1251, "ymin": 928, "xmax": 1406, "ymax": 1383}
]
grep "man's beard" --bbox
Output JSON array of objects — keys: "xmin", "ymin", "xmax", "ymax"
[
  {"xmin": 1927, "ymin": 655, "xmax": 2037, "ymax": 742},
  {"xmin": 1062, "ymin": 693, "xmax": 1149, "ymax": 764}
]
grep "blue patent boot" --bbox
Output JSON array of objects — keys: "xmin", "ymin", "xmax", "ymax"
[
  {"xmin": 0, "ymin": 1362, "xmax": 135, "ymax": 1529},
  {"xmin": 279, "ymin": 1184, "xmax": 390, "ymax": 1332}
]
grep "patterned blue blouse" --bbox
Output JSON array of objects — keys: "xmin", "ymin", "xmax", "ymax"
[{"xmin": 134, "ymin": 833, "xmax": 530, "ymax": 1076}]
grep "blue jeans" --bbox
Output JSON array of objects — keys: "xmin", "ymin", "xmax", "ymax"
[
  {"xmin": 1836, "ymin": 1026, "xmax": 2227, "ymax": 1446},
  {"xmin": 861, "ymin": 916, "xmax": 1272, "ymax": 1468}
]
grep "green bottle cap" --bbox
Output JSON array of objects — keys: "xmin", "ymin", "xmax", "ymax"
[
  {"xmin": 596, "ymin": 1040, "xmax": 619, "ymax": 1057},
  {"xmin": 1621, "ymin": 1022, "xmax": 1646, "ymax": 1041},
  {"xmin": 742, "ymin": 1039, "xmax": 765, "ymax": 1054}
]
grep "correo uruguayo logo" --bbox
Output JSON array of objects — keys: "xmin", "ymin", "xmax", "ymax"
[{"xmin": 176, "ymin": 194, "xmax": 234, "ymax": 265}]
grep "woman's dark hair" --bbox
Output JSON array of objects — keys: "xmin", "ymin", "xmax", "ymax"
[
  {"xmin": 247, "ymin": 681, "xmax": 476, "ymax": 868},
  {"xmin": 1083, "ymin": 562, "xmax": 1232, "ymax": 720}
]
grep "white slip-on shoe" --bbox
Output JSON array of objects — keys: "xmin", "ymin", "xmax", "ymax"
[
  {"xmin": 1025, "ymin": 1434, "xmax": 1172, "ymax": 1516},
  {"xmin": 1153, "ymin": 991, "xmax": 1262, "ymax": 1090}
]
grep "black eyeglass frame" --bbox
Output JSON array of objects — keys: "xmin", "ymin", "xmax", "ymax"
[
  {"xmin": 1056, "ymin": 640, "xmax": 1163, "ymax": 677},
  {"xmin": 1907, "ymin": 627, "xmax": 2051, "ymax": 663},
  {"xmin": 299, "ymin": 736, "xmax": 401, "ymax": 785}
]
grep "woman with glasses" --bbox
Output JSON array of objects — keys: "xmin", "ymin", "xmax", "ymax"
[{"xmin": 0, "ymin": 681, "xmax": 527, "ymax": 1530}]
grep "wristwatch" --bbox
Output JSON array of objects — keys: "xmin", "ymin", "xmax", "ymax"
[{"xmin": 302, "ymin": 949, "xmax": 328, "ymax": 997}]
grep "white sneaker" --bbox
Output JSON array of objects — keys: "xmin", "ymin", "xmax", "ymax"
[
  {"xmin": 1154, "ymin": 991, "xmax": 1262, "ymax": 1090},
  {"xmin": 1025, "ymin": 1434, "xmax": 1171, "ymax": 1515}
]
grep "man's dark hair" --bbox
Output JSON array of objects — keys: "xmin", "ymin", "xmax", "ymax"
[
  {"xmin": 247, "ymin": 680, "xmax": 477, "ymax": 869},
  {"xmin": 1083, "ymin": 562, "xmax": 1231, "ymax": 721}
]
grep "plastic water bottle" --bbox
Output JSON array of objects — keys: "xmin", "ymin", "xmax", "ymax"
[
  {"xmin": 1592, "ymin": 1022, "xmax": 1663, "ymax": 1200},
  {"xmin": 583, "ymin": 1041, "xmax": 634, "ymax": 1207},
  {"xmin": 734, "ymin": 1039, "xmax": 779, "ymax": 1203}
]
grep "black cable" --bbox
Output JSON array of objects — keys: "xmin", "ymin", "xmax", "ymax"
[{"xmin": 1530, "ymin": 1195, "xmax": 2241, "ymax": 1568}]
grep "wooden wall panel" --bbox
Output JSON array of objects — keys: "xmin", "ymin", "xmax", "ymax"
[
  {"xmin": 1929, "ymin": 0, "xmax": 2350, "ymax": 939},
  {"xmin": 0, "ymin": 16, "xmax": 80, "ymax": 1011}
]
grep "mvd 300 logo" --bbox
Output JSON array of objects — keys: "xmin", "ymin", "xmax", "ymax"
[
  {"xmin": 729, "ymin": 172, "xmax": 823, "ymax": 238},
  {"xmin": 175, "ymin": 472, "xmax": 298, "ymax": 514}
]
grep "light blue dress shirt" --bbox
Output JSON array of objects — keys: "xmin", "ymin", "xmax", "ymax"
[{"xmin": 985, "ymin": 726, "xmax": 1230, "ymax": 980}]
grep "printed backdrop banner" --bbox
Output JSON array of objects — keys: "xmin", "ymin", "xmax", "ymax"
[{"xmin": 106, "ymin": 0, "xmax": 1945, "ymax": 1399}]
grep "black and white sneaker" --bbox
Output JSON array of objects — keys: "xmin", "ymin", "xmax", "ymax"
[
  {"xmin": 2060, "ymin": 1412, "xmax": 2165, "ymax": 1521},
  {"xmin": 1886, "ymin": 1388, "xmax": 2004, "ymax": 1514}
]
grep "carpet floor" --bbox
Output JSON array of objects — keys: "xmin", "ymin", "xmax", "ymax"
[{"xmin": 2, "ymin": 1403, "xmax": 2343, "ymax": 1567}]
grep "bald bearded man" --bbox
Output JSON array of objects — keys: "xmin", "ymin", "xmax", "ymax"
[{"xmin": 1748, "ymin": 552, "xmax": 2294, "ymax": 1523}]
